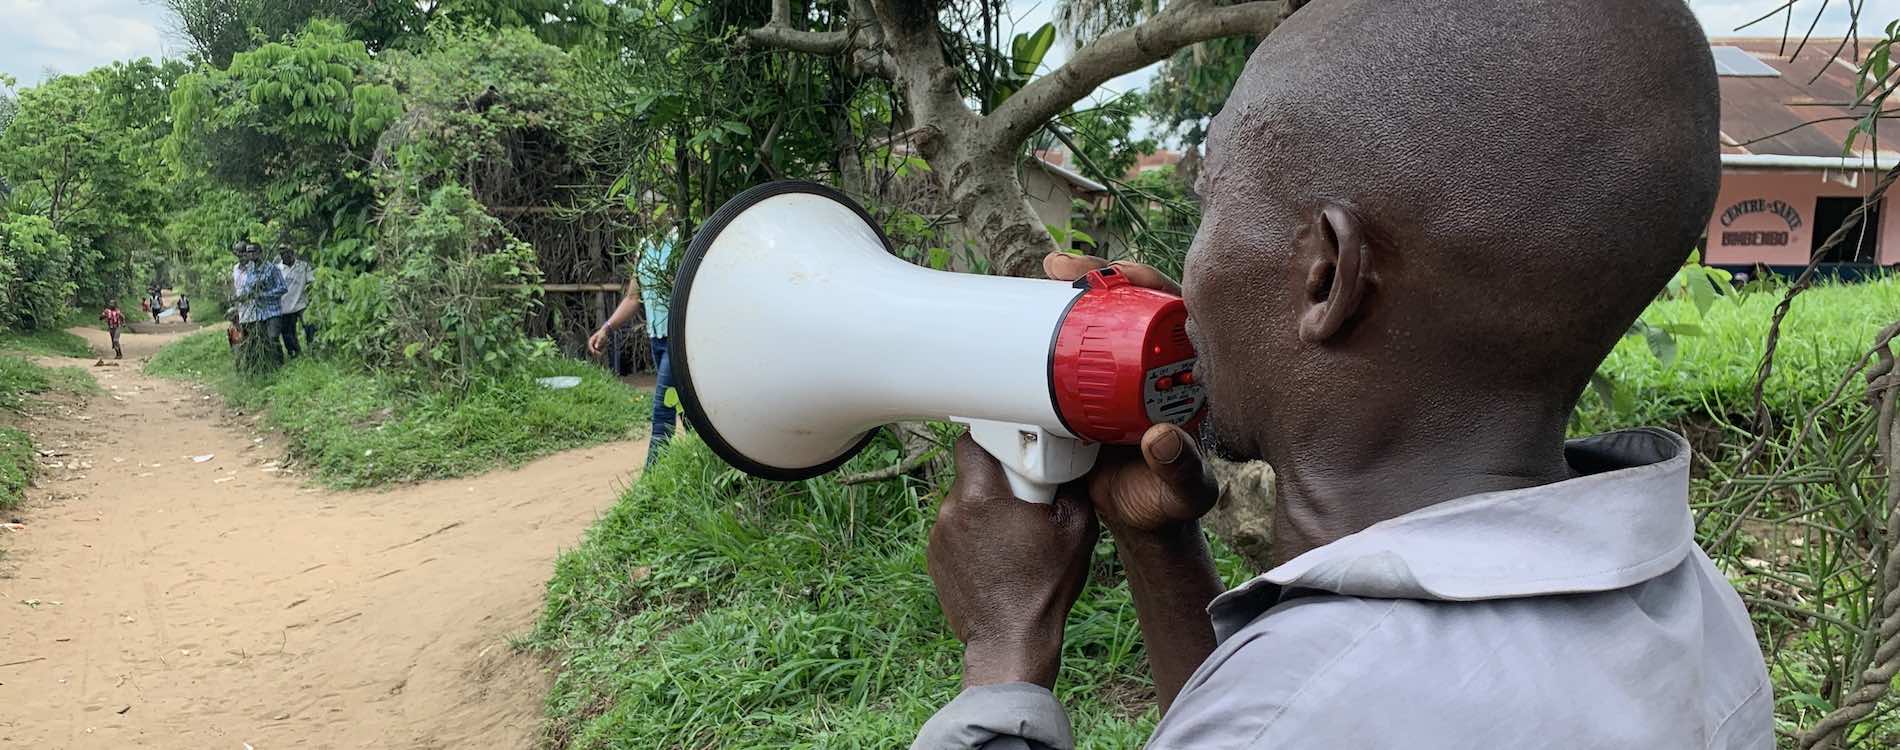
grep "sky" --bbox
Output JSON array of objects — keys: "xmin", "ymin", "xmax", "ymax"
[{"xmin": 0, "ymin": 0, "xmax": 1893, "ymax": 93}]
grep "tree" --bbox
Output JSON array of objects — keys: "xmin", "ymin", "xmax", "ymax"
[
  {"xmin": 167, "ymin": 20, "xmax": 402, "ymax": 266},
  {"xmin": 0, "ymin": 60, "xmax": 184, "ymax": 304},
  {"xmin": 744, "ymin": 0, "xmax": 1288, "ymax": 276},
  {"xmin": 1142, "ymin": 36, "xmax": 1256, "ymax": 148},
  {"xmin": 157, "ymin": 0, "xmax": 421, "ymax": 66}
]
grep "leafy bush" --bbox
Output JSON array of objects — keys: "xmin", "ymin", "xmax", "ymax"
[
  {"xmin": 0, "ymin": 215, "xmax": 77, "ymax": 330},
  {"xmin": 148, "ymin": 329, "xmax": 646, "ymax": 488},
  {"xmin": 320, "ymin": 184, "xmax": 545, "ymax": 387}
]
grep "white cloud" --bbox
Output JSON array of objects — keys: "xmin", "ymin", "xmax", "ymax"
[{"xmin": 0, "ymin": 0, "xmax": 172, "ymax": 84}]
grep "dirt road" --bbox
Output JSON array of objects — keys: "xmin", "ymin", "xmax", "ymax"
[{"xmin": 0, "ymin": 326, "xmax": 646, "ymax": 748}]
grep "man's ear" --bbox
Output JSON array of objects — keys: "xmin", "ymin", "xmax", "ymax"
[{"xmin": 1297, "ymin": 205, "xmax": 1372, "ymax": 343}]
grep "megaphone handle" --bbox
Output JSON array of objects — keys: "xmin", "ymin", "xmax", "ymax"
[{"xmin": 956, "ymin": 419, "xmax": 1100, "ymax": 505}]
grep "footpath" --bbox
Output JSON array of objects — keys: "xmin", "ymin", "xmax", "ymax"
[{"xmin": 0, "ymin": 325, "xmax": 644, "ymax": 749}]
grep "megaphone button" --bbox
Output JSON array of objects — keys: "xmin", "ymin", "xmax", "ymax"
[
  {"xmin": 1178, "ymin": 371, "xmax": 1195, "ymax": 385},
  {"xmin": 1156, "ymin": 376, "xmax": 1176, "ymax": 391}
]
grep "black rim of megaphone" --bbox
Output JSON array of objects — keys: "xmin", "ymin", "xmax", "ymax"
[{"xmin": 668, "ymin": 180, "xmax": 886, "ymax": 482}]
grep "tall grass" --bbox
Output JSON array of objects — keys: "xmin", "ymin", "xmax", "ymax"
[{"xmin": 146, "ymin": 329, "xmax": 650, "ymax": 488}]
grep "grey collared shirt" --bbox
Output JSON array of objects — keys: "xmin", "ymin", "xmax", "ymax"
[{"xmin": 914, "ymin": 429, "xmax": 1773, "ymax": 750}]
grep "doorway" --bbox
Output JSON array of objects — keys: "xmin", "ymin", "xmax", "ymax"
[{"xmin": 1812, "ymin": 196, "xmax": 1882, "ymax": 264}]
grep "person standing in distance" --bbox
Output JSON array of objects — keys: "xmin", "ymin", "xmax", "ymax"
[
  {"xmin": 590, "ymin": 221, "xmax": 680, "ymax": 468},
  {"xmin": 276, "ymin": 244, "xmax": 315, "ymax": 357},
  {"xmin": 231, "ymin": 241, "xmax": 287, "ymax": 371}
]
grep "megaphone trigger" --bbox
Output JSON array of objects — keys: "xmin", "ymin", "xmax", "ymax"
[{"xmin": 670, "ymin": 180, "xmax": 1207, "ymax": 504}]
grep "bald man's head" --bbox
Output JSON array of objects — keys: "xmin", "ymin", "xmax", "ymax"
[{"xmin": 1183, "ymin": 0, "xmax": 1719, "ymax": 462}]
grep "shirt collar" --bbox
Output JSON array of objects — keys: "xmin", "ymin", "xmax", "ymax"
[{"xmin": 1209, "ymin": 428, "xmax": 1697, "ymax": 641}]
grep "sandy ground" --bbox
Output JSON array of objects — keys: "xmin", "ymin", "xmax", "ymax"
[{"xmin": 0, "ymin": 325, "xmax": 647, "ymax": 748}]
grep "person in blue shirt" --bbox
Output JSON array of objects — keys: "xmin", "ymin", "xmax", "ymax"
[
  {"xmin": 591, "ymin": 226, "xmax": 680, "ymax": 468},
  {"xmin": 230, "ymin": 241, "xmax": 287, "ymax": 372}
]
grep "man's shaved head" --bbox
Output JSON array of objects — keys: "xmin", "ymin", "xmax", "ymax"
[{"xmin": 1185, "ymin": 0, "xmax": 1719, "ymax": 466}]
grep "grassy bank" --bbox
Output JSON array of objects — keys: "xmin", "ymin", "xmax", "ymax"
[
  {"xmin": 534, "ymin": 275, "xmax": 1900, "ymax": 748},
  {"xmin": 146, "ymin": 329, "xmax": 649, "ymax": 488},
  {"xmin": 0, "ymin": 349, "xmax": 96, "ymax": 510},
  {"xmin": 0, "ymin": 326, "xmax": 94, "ymax": 358}
]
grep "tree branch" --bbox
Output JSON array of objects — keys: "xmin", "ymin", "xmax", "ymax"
[
  {"xmin": 838, "ymin": 443, "xmax": 941, "ymax": 484},
  {"xmin": 988, "ymin": 0, "xmax": 1284, "ymax": 148},
  {"xmin": 746, "ymin": 25, "xmax": 850, "ymax": 56},
  {"xmin": 746, "ymin": 0, "xmax": 896, "ymax": 78}
]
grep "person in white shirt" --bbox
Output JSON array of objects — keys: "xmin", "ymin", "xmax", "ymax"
[{"xmin": 276, "ymin": 245, "xmax": 315, "ymax": 357}]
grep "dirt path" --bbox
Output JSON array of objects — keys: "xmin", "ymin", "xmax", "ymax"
[{"xmin": 0, "ymin": 325, "xmax": 647, "ymax": 748}]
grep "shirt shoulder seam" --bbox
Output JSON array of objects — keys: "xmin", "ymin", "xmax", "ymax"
[{"xmin": 1237, "ymin": 598, "xmax": 1403, "ymax": 748}]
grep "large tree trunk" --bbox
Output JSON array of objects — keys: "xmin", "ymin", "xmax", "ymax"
[
  {"xmin": 750, "ymin": 0, "xmax": 1282, "ymax": 278},
  {"xmin": 935, "ymin": 148, "xmax": 1057, "ymax": 277}
]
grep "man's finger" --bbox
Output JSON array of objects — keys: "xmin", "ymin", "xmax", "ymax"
[
  {"xmin": 1043, "ymin": 252, "xmax": 1110, "ymax": 281},
  {"xmin": 1139, "ymin": 422, "xmax": 1220, "ymax": 521},
  {"xmin": 1108, "ymin": 261, "xmax": 1183, "ymax": 295}
]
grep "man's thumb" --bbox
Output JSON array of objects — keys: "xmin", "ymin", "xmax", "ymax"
[{"xmin": 1139, "ymin": 423, "xmax": 1219, "ymax": 520}]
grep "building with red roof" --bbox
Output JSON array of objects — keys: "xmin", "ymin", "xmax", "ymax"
[{"xmin": 1707, "ymin": 38, "xmax": 1895, "ymax": 277}]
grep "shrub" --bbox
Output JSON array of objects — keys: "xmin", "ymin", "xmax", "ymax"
[
  {"xmin": 0, "ymin": 215, "xmax": 76, "ymax": 330},
  {"xmin": 319, "ymin": 184, "xmax": 544, "ymax": 388}
]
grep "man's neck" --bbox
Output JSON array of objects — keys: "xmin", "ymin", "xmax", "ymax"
[{"xmin": 1262, "ymin": 396, "xmax": 1575, "ymax": 568}]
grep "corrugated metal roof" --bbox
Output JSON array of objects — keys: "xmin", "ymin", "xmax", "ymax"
[{"xmin": 1714, "ymin": 38, "xmax": 1889, "ymax": 160}]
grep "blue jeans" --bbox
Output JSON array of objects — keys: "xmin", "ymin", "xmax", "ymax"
[{"xmin": 648, "ymin": 336, "xmax": 677, "ymax": 467}]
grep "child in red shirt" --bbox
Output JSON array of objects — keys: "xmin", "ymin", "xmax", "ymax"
[{"xmin": 100, "ymin": 302, "xmax": 125, "ymax": 359}]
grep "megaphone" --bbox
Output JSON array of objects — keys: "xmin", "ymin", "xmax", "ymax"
[{"xmin": 668, "ymin": 181, "xmax": 1206, "ymax": 503}]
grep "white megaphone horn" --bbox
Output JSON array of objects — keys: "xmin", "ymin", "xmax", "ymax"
[{"xmin": 668, "ymin": 181, "xmax": 1207, "ymax": 503}]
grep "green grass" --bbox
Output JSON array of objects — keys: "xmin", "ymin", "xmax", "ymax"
[
  {"xmin": 0, "ymin": 326, "xmax": 94, "ymax": 358},
  {"xmin": 146, "ymin": 329, "xmax": 649, "ymax": 488},
  {"xmin": 530, "ymin": 431, "xmax": 1256, "ymax": 749},
  {"xmin": 0, "ymin": 354, "xmax": 95, "ymax": 412},
  {"xmin": 1578, "ymin": 276, "xmax": 1900, "ymax": 435},
  {"xmin": 0, "ymin": 426, "xmax": 31, "ymax": 512}
]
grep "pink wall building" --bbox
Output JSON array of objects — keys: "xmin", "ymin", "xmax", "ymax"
[{"xmin": 1705, "ymin": 39, "xmax": 1894, "ymax": 277}]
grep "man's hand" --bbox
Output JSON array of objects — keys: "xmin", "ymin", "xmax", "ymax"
[
  {"xmin": 587, "ymin": 327, "xmax": 609, "ymax": 355},
  {"xmin": 927, "ymin": 436, "xmax": 1098, "ymax": 689}
]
